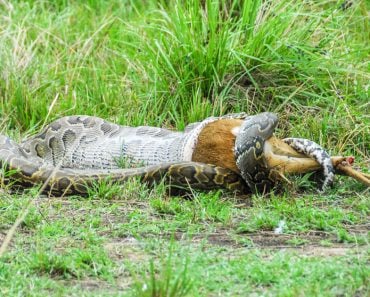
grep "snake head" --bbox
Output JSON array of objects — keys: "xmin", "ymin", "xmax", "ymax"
[{"xmin": 235, "ymin": 112, "xmax": 278, "ymax": 194}]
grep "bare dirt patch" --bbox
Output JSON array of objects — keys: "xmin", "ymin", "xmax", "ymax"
[
  {"xmin": 58, "ymin": 278, "xmax": 128, "ymax": 293},
  {"xmin": 15, "ymin": 197, "xmax": 368, "ymax": 259},
  {"xmin": 104, "ymin": 237, "xmax": 149, "ymax": 262}
]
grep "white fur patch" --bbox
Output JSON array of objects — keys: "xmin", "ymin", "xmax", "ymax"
[{"xmin": 231, "ymin": 126, "xmax": 240, "ymax": 136}]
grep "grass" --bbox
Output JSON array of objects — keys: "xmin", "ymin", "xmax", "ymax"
[{"xmin": 0, "ymin": 0, "xmax": 369, "ymax": 296}]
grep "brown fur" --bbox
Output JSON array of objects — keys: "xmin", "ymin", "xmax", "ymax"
[{"xmin": 192, "ymin": 119, "xmax": 243, "ymax": 173}]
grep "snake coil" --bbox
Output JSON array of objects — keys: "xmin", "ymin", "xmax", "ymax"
[{"xmin": 0, "ymin": 113, "xmax": 334, "ymax": 195}]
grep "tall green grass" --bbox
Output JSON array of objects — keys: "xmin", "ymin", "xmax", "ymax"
[{"xmin": 0, "ymin": 0, "xmax": 368, "ymax": 153}]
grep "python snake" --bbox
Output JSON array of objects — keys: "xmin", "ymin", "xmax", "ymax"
[{"xmin": 0, "ymin": 113, "xmax": 334, "ymax": 195}]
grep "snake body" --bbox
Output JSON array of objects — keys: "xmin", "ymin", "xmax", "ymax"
[
  {"xmin": 234, "ymin": 112, "xmax": 278, "ymax": 193},
  {"xmin": 283, "ymin": 138, "xmax": 334, "ymax": 190},
  {"xmin": 0, "ymin": 113, "xmax": 334, "ymax": 195},
  {"xmin": 0, "ymin": 136, "xmax": 247, "ymax": 195}
]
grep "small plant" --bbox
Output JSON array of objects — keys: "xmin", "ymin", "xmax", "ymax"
[
  {"xmin": 28, "ymin": 247, "xmax": 113, "ymax": 280},
  {"xmin": 0, "ymin": 164, "xmax": 20, "ymax": 192},
  {"xmin": 114, "ymin": 154, "xmax": 145, "ymax": 169},
  {"xmin": 287, "ymin": 237, "xmax": 309, "ymax": 246},
  {"xmin": 132, "ymin": 252, "xmax": 193, "ymax": 297},
  {"xmin": 319, "ymin": 239, "xmax": 333, "ymax": 247},
  {"xmin": 191, "ymin": 191, "xmax": 233, "ymax": 224},
  {"xmin": 336, "ymin": 229, "xmax": 367, "ymax": 245},
  {"xmin": 86, "ymin": 177, "xmax": 124, "ymax": 200},
  {"xmin": 150, "ymin": 198, "xmax": 183, "ymax": 216},
  {"xmin": 287, "ymin": 172, "xmax": 317, "ymax": 193}
]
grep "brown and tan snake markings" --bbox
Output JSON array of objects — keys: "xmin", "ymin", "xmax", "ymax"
[{"xmin": 0, "ymin": 112, "xmax": 354, "ymax": 196}]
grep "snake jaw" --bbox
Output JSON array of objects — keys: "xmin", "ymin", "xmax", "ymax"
[{"xmin": 234, "ymin": 112, "xmax": 336, "ymax": 193}]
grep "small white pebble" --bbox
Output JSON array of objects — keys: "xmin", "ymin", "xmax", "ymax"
[{"xmin": 274, "ymin": 220, "xmax": 286, "ymax": 234}]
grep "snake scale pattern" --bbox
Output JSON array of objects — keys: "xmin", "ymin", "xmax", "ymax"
[{"xmin": 0, "ymin": 113, "xmax": 334, "ymax": 195}]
